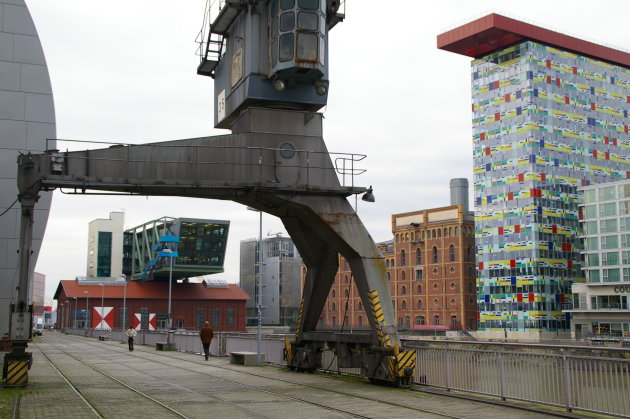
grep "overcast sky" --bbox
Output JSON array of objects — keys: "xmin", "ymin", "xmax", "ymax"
[{"xmin": 24, "ymin": 0, "xmax": 630, "ymax": 304}]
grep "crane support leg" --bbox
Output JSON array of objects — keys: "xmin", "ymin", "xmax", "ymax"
[
  {"xmin": 279, "ymin": 215, "xmax": 338, "ymax": 370},
  {"xmin": 245, "ymin": 193, "xmax": 416, "ymax": 384},
  {"xmin": 3, "ymin": 165, "xmax": 38, "ymax": 386}
]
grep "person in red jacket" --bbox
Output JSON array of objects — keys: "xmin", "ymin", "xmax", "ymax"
[{"xmin": 199, "ymin": 321, "xmax": 214, "ymax": 361}]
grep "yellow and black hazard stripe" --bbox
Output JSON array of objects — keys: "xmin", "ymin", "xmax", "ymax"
[
  {"xmin": 5, "ymin": 361, "xmax": 28, "ymax": 386},
  {"xmin": 387, "ymin": 350, "xmax": 417, "ymax": 380},
  {"xmin": 295, "ymin": 299, "xmax": 304, "ymax": 340},
  {"xmin": 283, "ymin": 336, "xmax": 294, "ymax": 364},
  {"xmin": 367, "ymin": 290, "xmax": 391, "ymax": 347}
]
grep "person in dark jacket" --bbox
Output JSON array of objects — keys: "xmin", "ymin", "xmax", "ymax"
[{"xmin": 199, "ymin": 321, "xmax": 214, "ymax": 361}]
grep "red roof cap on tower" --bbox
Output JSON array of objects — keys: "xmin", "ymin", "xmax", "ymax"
[{"xmin": 437, "ymin": 13, "xmax": 630, "ymax": 68}]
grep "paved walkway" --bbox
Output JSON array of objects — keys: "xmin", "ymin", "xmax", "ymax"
[{"xmin": 1, "ymin": 332, "xmax": 601, "ymax": 418}]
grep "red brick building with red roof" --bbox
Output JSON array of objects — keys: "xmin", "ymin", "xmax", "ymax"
[{"xmin": 54, "ymin": 280, "xmax": 249, "ymax": 332}]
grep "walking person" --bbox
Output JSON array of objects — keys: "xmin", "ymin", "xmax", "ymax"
[
  {"xmin": 125, "ymin": 325, "xmax": 137, "ymax": 351},
  {"xmin": 199, "ymin": 321, "xmax": 214, "ymax": 361}
]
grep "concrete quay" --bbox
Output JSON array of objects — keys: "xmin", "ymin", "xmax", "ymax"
[{"xmin": 0, "ymin": 332, "xmax": 602, "ymax": 419}]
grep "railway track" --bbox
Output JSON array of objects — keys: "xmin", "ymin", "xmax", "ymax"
[
  {"xmin": 31, "ymin": 342, "xmax": 189, "ymax": 418},
  {"xmin": 32, "ymin": 334, "xmax": 461, "ymax": 419}
]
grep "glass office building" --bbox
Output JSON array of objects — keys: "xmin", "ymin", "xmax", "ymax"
[
  {"xmin": 439, "ymin": 14, "xmax": 630, "ymax": 338},
  {"xmin": 123, "ymin": 217, "xmax": 230, "ymax": 281}
]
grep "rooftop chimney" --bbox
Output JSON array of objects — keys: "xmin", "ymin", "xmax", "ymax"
[{"xmin": 450, "ymin": 178, "xmax": 469, "ymax": 213}]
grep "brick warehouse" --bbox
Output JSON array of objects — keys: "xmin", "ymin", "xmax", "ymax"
[
  {"xmin": 54, "ymin": 279, "xmax": 248, "ymax": 332},
  {"xmin": 314, "ymin": 180, "xmax": 477, "ymax": 332}
]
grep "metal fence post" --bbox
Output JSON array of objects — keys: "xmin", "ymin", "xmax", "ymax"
[
  {"xmin": 499, "ymin": 346, "xmax": 506, "ymax": 401},
  {"xmin": 445, "ymin": 343, "xmax": 451, "ymax": 391},
  {"xmin": 561, "ymin": 349, "xmax": 572, "ymax": 412}
]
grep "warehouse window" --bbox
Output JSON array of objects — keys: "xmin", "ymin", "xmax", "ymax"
[{"xmin": 227, "ymin": 307, "xmax": 234, "ymax": 328}]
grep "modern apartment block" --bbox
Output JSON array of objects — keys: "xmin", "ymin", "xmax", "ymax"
[
  {"xmin": 565, "ymin": 179, "xmax": 630, "ymax": 341},
  {"xmin": 317, "ymin": 180, "xmax": 477, "ymax": 332},
  {"xmin": 239, "ymin": 235, "xmax": 302, "ymax": 326},
  {"xmin": 438, "ymin": 14, "xmax": 630, "ymax": 340},
  {"xmin": 87, "ymin": 211, "xmax": 124, "ymax": 277}
]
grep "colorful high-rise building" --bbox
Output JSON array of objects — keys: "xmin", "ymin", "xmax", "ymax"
[{"xmin": 438, "ymin": 14, "xmax": 630, "ymax": 340}]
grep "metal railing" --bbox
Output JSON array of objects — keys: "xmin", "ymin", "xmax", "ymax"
[
  {"xmin": 45, "ymin": 139, "xmax": 368, "ymax": 191},
  {"xmin": 409, "ymin": 341, "xmax": 630, "ymax": 417},
  {"xmin": 204, "ymin": 0, "xmax": 347, "ymax": 27}
]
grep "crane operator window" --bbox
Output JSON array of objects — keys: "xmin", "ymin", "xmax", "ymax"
[{"xmin": 268, "ymin": 0, "xmax": 326, "ymax": 79}]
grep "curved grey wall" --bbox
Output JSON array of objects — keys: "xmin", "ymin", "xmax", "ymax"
[{"xmin": 0, "ymin": 0, "xmax": 55, "ymax": 337}]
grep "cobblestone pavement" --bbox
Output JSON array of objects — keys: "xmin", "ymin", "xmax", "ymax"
[{"xmin": 2, "ymin": 332, "xmax": 585, "ymax": 418}]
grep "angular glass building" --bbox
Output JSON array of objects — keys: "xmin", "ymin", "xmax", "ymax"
[
  {"xmin": 123, "ymin": 217, "xmax": 229, "ymax": 281},
  {"xmin": 439, "ymin": 14, "xmax": 630, "ymax": 339}
]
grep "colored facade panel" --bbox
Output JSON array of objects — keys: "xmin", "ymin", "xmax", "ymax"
[{"xmin": 472, "ymin": 41, "xmax": 630, "ymax": 332}]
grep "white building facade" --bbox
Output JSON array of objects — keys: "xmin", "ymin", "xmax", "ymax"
[
  {"xmin": 567, "ymin": 180, "xmax": 630, "ymax": 341},
  {"xmin": 87, "ymin": 212, "xmax": 124, "ymax": 277}
]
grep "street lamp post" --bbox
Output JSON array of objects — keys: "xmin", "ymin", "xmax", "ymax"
[
  {"xmin": 84, "ymin": 290, "xmax": 89, "ymax": 331},
  {"xmin": 246, "ymin": 207, "xmax": 264, "ymax": 366},
  {"xmin": 158, "ymin": 235, "xmax": 179, "ymax": 346},
  {"xmin": 122, "ymin": 278, "xmax": 127, "ymax": 340},
  {"xmin": 162, "ymin": 248, "xmax": 174, "ymax": 331},
  {"xmin": 257, "ymin": 211, "xmax": 263, "ymax": 366},
  {"xmin": 99, "ymin": 284, "xmax": 104, "ymax": 337},
  {"xmin": 168, "ymin": 252, "xmax": 173, "ymax": 329}
]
